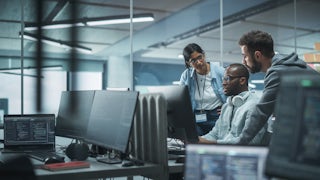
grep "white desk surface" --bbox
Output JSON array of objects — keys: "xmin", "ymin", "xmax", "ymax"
[
  {"xmin": 168, "ymin": 159, "xmax": 184, "ymax": 174},
  {"xmin": 34, "ymin": 157, "xmax": 162, "ymax": 180}
]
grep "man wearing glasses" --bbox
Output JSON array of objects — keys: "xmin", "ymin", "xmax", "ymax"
[
  {"xmin": 198, "ymin": 63, "xmax": 266, "ymax": 144},
  {"xmin": 179, "ymin": 43, "xmax": 226, "ymax": 136}
]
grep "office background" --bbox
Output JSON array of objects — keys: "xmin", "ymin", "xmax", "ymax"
[{"xmin": 0, "ymin": 0, "xmax": 319, "ymax": 116}]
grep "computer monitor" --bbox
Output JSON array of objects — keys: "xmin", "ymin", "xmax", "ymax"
[
  {"xmin": 0, "ymin": 98, "xmax": 8, "ymax": 129},
  {"xmin": 3, "ymin": 114, "xmax": 55, "ymax": 151},
  {"xmin": 84, "ymin": 90, "xmax": 139, "ymax": 154},
  {"xmin": 146, "ymin": 85, "xmax": 199, "ymax": 143},
  {"xmin": 184, "ymin": 144, "xmax": 269, "ymax": 180},
  {"xmin": 55, "ymin": 90, "xmax": 95, "ymax": 140},
  {"xmin": 265, "ymin": 70, "xmax": 320, "ymax": 179}
]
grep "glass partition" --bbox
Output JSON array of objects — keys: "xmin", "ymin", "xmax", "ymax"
[{"xmin": 0, "ymin": 0, "xmax": 319, "ymax": 116}]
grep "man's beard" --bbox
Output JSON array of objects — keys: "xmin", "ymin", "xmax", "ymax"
[
  {"xmin": 247, "ymin": 56, "xmax": 262, "ymax": 73},
  {"xmin": 224, "ymin": 83, "xmax": 241, "ymax": 97}
]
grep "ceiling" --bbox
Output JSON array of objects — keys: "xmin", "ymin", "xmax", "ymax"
[{"xmin": 0, "ymin": 0, "xmax": 319, "ymax": 70}]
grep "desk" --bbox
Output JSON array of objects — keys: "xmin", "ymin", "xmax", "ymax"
[
  {"xmin": 168, "ymin": 159, "xmax": 184, "ymax": 174},
  {"xmin": 35, "ymin": 157, "xmax": 162, "ymax": 180}
]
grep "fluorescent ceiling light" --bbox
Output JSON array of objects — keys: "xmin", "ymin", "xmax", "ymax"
[
  {"xmin": 87, "ymin": 16, "xmax": 154, "ymax": 26},
  {"xmin": 20, "ymin": 32, "xmax": 92, "ymax": 54},
  {"xmin": 249, "ymin": 83, "xmax": 257, "ymax": 89},
  {"xmin": 0, "ymin": 65, "xmax": 63, "ymax": 72},
  {"xmin": 178, "ymin": 54, "xmax": 184, "ymax": 59},
  {"xmin": 172, "ymin": 81, "xmax": 180, "ymax": 85},
  {"xmin": 251, "ymin": 80, "xmax": 264, "ymax": 84},
  {"xmin": 25, "ymin": 23, "xmax": 85, "ymax": 31},
  {"xmin": 24, "ymin": 13, "xmax": 154, "ymax": 30},
  {"xmin": 0, "ymin": 65, "xmax": 63, "ymax": 78},
  {"xmin": 0, "ymin": 72, "xmax": 44, "ymax": 78}
]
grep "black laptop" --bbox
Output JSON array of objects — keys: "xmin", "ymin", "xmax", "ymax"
[{"xmin": 3, "ymin": 114, "xmax": 56, "ymax": 153}]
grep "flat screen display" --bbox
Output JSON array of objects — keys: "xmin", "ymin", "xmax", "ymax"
[
  {"xmin": 55, "ymin": 90, "xmax": 95, "ymax": 140},
  {"xmin": 265, "ymin": 70, "xmax": 320, "ymax": 179},
  {"xmin": 146, "ymin": 85, "xmax": 199, "ymax": 143},
  {"xmin": 3, "ymin": 114, "xmax": 55, "ymax": 151},
  {"xmin": 296, "ymin": 92, "xmax": 320, "ymax": 165},
  {"xmin": 184, "ymin": 144, "xmax": 269, "ymax": 180},
  {"xmin": 85, "ymin": 90, "xmax": 139, "ymax": 153}
]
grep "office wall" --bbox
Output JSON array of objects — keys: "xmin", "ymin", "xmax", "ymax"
[
  {"xmin": 107, "ymin": 56, "xmax": 132, "ymax": 89},
  {"xmin": 1, "ymin": 0, "xmax": 316, "ymax": 117},
  {"xmin": 133, "ymin": 62, "xmax": 185, "ymax": 86},
  {"xmin": 0, "ymin": 70, "xmax": 102, "ymax": 117},
  {"xmin": 0, "ymin": 71, "xmax": 66, "ymax": 115},
  {"xmin": 68, "ymin": 72, "xmax": 102, "ymax": 91}
]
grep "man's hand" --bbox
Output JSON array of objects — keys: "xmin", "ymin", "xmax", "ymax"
[
  {"xmin": 216, "ymin": 106, "xmax": 222, "ymax": 115},
  {"xmin": 198, "ymin": 136, "xmax": 217, "ymax": 144}
]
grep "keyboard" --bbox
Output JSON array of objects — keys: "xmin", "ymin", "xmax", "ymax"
[
  {"xmin": 27, "ymin": 151, "xmax": 65, "ymax": 162},
  {"xmin": 168, "ymin": 148, "xmax": 185, "ymax": 155},
  {"xmin": 167, "ymin": 145, "xmax": 185, "ymax": 160},
  {"xmin": 167, "ymin": 138, "xmax": 184, "ymax": 148}
]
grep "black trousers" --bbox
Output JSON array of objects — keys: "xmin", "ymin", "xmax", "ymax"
[{"xmin": 195, "ymin": 107, "xmax": 220, "ymax": 136}]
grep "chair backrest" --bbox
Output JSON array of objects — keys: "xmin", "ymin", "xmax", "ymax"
[{"xmin": 0, "ymin": 154, "xmax": 36, "ymax": 180}]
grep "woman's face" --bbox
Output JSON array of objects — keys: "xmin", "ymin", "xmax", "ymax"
[{"xmin": 188, "ymin": 51, "xmax": 206, "ymax": 70}]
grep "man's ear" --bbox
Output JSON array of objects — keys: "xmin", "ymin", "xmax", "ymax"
[
  {"xmin": 239, "ymin": 77, "xmax": 246, "ymax": 86},
  {"xmin": 254, "ymin": 51, "xmax": 262, "ymax": 60}
]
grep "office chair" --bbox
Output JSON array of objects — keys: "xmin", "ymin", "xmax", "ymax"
[{"xmin": 0, "ymin": 154, "xmax": 36, "ymax": 180}]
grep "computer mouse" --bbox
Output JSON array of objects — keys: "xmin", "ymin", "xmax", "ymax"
[
  {"xmin": 121, "ymin": 161, "xmax": 134, "ymax": 167},
  {"xmin": 44, "ymin": 157, "xmax": 65, "ymax": 164}
]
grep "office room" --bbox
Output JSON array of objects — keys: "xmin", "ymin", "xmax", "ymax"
[{"xmin": 0, "ymin": 0, "xmax": 320, "ymax": 179}]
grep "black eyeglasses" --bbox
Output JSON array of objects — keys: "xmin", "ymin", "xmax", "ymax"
[
  {"xmin": 222, "ymin": 75, "xmax": 243, "ymax": 82},
  {"xmin": 189, "ymin": 54, "xmax": 203, "ymax": 64}
]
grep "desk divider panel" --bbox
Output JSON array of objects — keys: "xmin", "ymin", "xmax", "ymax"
[{"xmin": 130, "ymin": 93, "xmax": 168, "ymax": 180}]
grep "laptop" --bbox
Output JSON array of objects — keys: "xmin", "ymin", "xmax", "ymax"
[
  {"xmin": 184, "ymin": 144, "xmax": 269, "ymax": 180},
  {"xmin": 3, "ymin": 114, "xmax": 56, "ymax": 153}
]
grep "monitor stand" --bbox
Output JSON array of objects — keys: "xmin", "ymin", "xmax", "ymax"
[
  {"xmin": 95, "ymin": 149, "xmax": 130, "ymax": 164},
  {"xmin": 96, "ymin": 156, "xmax": 122, "ymax": 164}
]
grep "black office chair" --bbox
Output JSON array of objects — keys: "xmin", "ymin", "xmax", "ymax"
[{"xmin": 0, "ymin": 154, "xmax": 37, "ymax": 180}]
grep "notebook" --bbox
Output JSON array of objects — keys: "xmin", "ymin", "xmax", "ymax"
[
  {"xmin": 184, "ymin": 144, "xmax": 269, "ymax": 180},
  {"xmin": 41, "ymin": 161, "xmax": 90, "ymax": 171},
  {"xmin": 3, "ymin": 114, "xmax": 56, "ymax": 153}
]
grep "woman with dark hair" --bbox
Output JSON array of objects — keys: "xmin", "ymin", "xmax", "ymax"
[{"xmin": 179, "ymin": 43, "xmax": 226, "ymax": 135}]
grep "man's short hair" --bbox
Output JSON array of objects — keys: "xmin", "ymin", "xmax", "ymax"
[
  {"xmin": 238, "ymin": 30, "xmax": 275, "ymax": 58},
  {"xmin": 228, "ymin": 63, "xmax": 250, "ymax": 86}
]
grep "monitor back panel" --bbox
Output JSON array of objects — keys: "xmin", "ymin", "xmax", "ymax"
[
  {"xmin": 3, "ymin": 114, "xmax": 55, "ymax": 152},
  {"xmin": 265, "ymin": 71, "xmax": 320, "ymax": 179},
  {"xmin": 146, "ymin": 85, "xmax": 198, "ymax": 143},
  {"xmin": 55, "ymin": 90, "xmax": 95, "ymax": 140},
  {"xmin": 85, "ymin": 90, "xmax": 139, "ymax": 153},
  {"xmin": 184, "ymin": 144, "xmax": 269, "ymax": 180}
]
